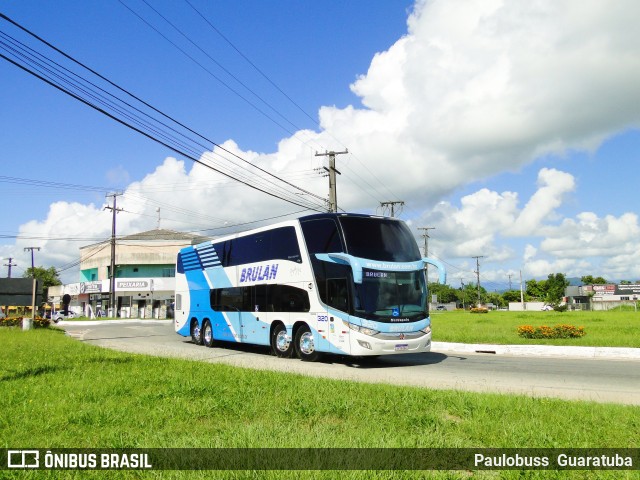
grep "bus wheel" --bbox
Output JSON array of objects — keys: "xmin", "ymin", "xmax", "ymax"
[
  {"xmin": 191, "ymin": 319, "xmax": 203, "ymax": 346},
  {"xmin": 202, "ymin": 319, "xmax": 215, "ymax": 348},
  {"xmin": 294, "ymin": 325, "xmax": 320, "ymax": 362},
  {"xmin": 271, "ymin": 323, "xmax": 293, "ymax": 358}
]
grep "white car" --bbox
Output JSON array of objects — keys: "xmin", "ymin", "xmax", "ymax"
[{"xmin": 53, "ymin": 311, "xmax": 76, "ymax": 323}]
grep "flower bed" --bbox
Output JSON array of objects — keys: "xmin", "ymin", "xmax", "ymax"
[
  {"xmin": 0, "ymin": 316, "xmax": 51, "ymax": 328},
  {"xmin": 517, "ymin": 324, "xmax": 586, "ymax": 339}
]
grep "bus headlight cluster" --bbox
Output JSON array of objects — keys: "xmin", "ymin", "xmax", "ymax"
[
  {"xmin": 420, "ymin": 326, "xmax": 431, "ymax": 335},
  {"xmin": 343, "ymin": 320, "xmax": 379, "ymax": 336}
]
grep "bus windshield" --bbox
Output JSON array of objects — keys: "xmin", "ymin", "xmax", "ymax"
[
  {"xmin": 338, "ymin": 216, "xmax": 421, "ymax": 262},
  {"xmin": 354, "ymin": 269, "xmax": 427, "ymax": 322}
]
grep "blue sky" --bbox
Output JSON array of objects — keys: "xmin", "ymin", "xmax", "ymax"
[{"xmin": 1, "ymin": 0, "xmax": 640, "ymax": 289}]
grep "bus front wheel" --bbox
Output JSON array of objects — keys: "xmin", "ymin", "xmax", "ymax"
[
  {"xmin": 294, "ymin": 325, "xmax": 320, "ymax": 362},
  {"xmin": 191, "ymin": 319, "xmax": 203, "ymax": 346},
  {"xmin": 271, "ymin": 323, "xmax": 293, "ymax": 358}
]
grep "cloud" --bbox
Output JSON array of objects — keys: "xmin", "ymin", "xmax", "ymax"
[
  {"xmin": 508, "ymin": 168, "xmax": 575, "ymax": 236},
  {"xmin": 416, "ymin": 167, "xmax": 640, "ymax": 282},
  {"xmin": 341, "ymin": 0, "xmax": 640, "ymax": 204}
]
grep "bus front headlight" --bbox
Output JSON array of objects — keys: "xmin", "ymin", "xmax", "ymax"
[
  {"xmin": 420, "ymin": 326, "xmax": 432, "ymax": 335},
  {"xmin": 344, "ymin": 320, "xmax": 379, "ymax": 336}
]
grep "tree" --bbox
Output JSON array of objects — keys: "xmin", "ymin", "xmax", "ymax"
[
  {"xmin": 526, "ymin": 279, "xmax": 547, "ymax": 300},
  {"xmin": 486, "ymin": 292, "xmax": 506, "ymax": 308},
  {"xmin": 428, "ymin": 283, "xmax": 459, "ymax": 303},
  {"xmin": 458, "ymin": 282, "xmax": 487, "ymax": 307},
  {"xmin": 23, "ymin": 266, "xmax": 61, "ymax": 305},
  {"xmin": 581, "ymin": 275, "xmax": 607, "ymax": 284},
  {"xmin": 546, "ymin": 273, "xmax": 569, "ymax": 303},
  {"xmin": 502, "ymin": 290, "xmax": 524, "ymax": 303}
]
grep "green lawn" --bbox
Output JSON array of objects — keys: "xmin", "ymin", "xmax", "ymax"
[
  {"xmin": 431, "ymin": 310, "xmax": 640, "ymax": 347},
  {"xmin": 0, "ymin": 327, "xmax": 638, "ymax": 479}
]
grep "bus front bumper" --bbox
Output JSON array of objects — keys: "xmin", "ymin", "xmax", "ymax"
[{"xmin": 347, "ymin": 330, "xmax": 432, "ymax": 356}]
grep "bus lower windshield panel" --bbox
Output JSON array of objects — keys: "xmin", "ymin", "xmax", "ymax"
[{"xmin": 354, "ymin": 269, "xmax": 427, "ymax": 322}]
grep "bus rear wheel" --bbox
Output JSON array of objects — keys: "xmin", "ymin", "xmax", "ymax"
[
  {"xmin": 271, "ymin": 323, "xmax": 293, "ymax": 358},
  {"xmin": 294, "ymin": 324, "xmax": 320, "ymax": 362},
  {"xmin": 191, "ymin": 319, "xmax": 203, "ymax": 346},
  {"xmin": 202, "ymin": 319, "xmax": 215, "ymax": 348}
]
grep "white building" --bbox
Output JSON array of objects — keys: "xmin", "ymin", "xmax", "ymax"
[{"xmin": 49, "ymin": 229, "xmax": 209, "ymax": 318}]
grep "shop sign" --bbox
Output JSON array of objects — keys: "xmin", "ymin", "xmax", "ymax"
[
  {"xmin": 116, "ymin": 280, "xmax": 150, "ymax": 291},
  {"xmin": 80, "ymin": 281, "xmax": 102, "ymax": 293}
]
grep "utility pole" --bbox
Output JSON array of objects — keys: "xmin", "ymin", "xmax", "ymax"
[
  {"xmin": 520, "ymin": 270, "xmax": 525, "ymax": 310},
  {"xmin": 380, "ymin": 201, "xmax": 405, "ymax": 217},
  {"xmin": 315, "ymin": 149, "xmax": 348, "ymax": 212},
  {"xmin": 472, "ymin": 255, "xmax": 484, "ymax": 305},
  {"xmin": 507, "ymin": 273, "xmax": 513, "ymax": 291},
  {"xmin": 4, "ymin": 257, "xmax": 17, "ymax": 278},
  {"xmin": 24, "ymin": 247, "xmax": 41, "ymax": 271},
  {"xmin": 460, "ymin": 278, "xmax": 466, "ymax": 310},
  {"xmin": 23, "ymin": 247, "xmax": 40, "ymax": 328},
  {"xmin": 418, "ymin": 227, "xmax": 435, "ymax": 281},
  {"xmin": 105, "ymin": 192, "xmax": 123, "ymax": 317}
]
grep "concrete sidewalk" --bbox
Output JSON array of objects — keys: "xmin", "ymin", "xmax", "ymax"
[{"xmin": 432, "ymin": 341, "xmax": 640, "ymax": 360}]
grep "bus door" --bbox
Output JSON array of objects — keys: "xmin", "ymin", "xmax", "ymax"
[{"xmin": 325, "ymin": 277, "xmax": 352, "ymax": 354}]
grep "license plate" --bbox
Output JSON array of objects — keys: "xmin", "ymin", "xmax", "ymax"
[{"xmin": 395, "ymin": 344, "xmax": 409, "ymax": 351}]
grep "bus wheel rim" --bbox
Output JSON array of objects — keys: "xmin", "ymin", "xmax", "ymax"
[
  {"xmin": 300, "ymin": 332, "xmax": 314, "ymax": 354},
  {"xmin": 276, "ymin": 330, "xmax": 290, "ymax": 352}
]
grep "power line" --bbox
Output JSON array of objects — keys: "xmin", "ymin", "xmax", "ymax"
[
  {"xmin": 182, "ymin": 0, "xmax": 319, "ymax": 128},
  {"xmin": 0, "ymin": 13, "xmax": 328, "ymax": 213},
  {"xmin": 145, "ymin": 2, "xmax": 414, "ymax": 215}
]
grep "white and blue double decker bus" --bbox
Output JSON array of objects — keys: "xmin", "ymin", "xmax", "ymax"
[{"xmin": 175, "ymin": 213, "xmax": 445, "ymax": 361}]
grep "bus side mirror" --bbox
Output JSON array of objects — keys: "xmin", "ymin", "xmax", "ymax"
[
  {"xmin": 423, "ymin": 257, "xmax": 446, "ymax": 284},
  {"xmin": 314, "ymin": 253, "xmax": 364, "ymax": 284}
]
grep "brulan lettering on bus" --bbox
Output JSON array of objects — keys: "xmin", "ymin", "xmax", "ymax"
[{"xmin": 240, "ymin": 264, "xmax": 279, "ymax": 283}]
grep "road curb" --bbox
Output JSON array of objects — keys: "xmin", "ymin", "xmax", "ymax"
[
  {"xmin": 58, "ymin": 319, "xmax": 172, "ymax": 326},
  {"xmin": 432, "ymin": 342, "xmax": 640, "ymax": 360}
]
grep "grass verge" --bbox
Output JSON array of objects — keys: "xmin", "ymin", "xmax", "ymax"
[
  {"xmin": 0, "ymin": 328, "xmax": 638, "ymax": 479},
  {"xmin": 431, "ymin": 310, "xmax": 640, "ymax": 347}
]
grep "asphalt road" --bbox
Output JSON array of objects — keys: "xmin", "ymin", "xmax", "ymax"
[{"xmin": 60, "ymin": 320, "xmax": 640, "ymax": 405}]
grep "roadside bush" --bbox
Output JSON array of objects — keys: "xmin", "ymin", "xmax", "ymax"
[
  {"xmin": 470, "ymin": 307, "xmax": 489, "ymax": 314},
  {"xmin": 0, "ymin": 316, "xmax": 51, "ymax": 328},
  {"xmin": 517, "ymin": 324, "xmax": 586, "ymax": 339}
]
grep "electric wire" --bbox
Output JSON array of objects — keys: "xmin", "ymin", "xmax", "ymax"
[
  {"xmin": 182, "ymin": 0, "xmax": 319, "ymax": 129},
  {"xmin": 0, "ymin": 13, "xmax": 328, "ymax": 212},
  {"xmin": 114, "ymin": 2, "xmax": 328, "ymax": 196},
  {"xmin": 120, "ymin": 2, "xmax": 394, "ymax": 211}
]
